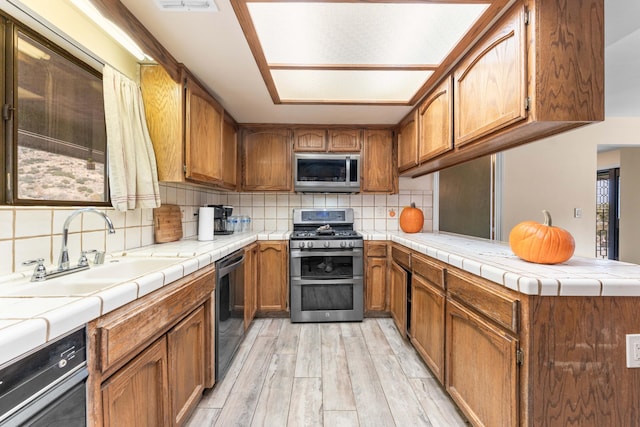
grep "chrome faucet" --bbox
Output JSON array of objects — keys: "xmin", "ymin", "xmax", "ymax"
[{"xmin": 58, "ymin": 208, "xmax": 116, "ymax": 271}]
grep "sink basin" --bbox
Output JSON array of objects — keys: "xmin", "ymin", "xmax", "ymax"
[{"xmin": 0, "ymin": 257, "xmax": 185, "ymax": 297}]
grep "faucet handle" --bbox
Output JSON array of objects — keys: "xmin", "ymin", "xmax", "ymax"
[
  {"xmin": 78, "ymin": 250, "xmax": 97, "ymax": 267},
  {"xmin": 22, "ymin": 258, "xmax": 47, "ymax": 282}
]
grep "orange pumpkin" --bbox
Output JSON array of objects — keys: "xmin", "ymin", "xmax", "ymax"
[
  {"xmin": 509, "ymin": 210, "xmax": 575, "ymax": 264},
  {"xmin": 399, "ymin": 203, "xmax": 424, "ymax": 233}
]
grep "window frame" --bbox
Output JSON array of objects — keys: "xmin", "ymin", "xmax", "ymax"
[{"xmin": 2, "ymin": 13, "xmax": 110, "ymax": 207}]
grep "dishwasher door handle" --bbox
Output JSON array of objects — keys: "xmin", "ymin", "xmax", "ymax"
[{"xmin": 217, "ymin": 256, "xmax": 245, "ymax": 277}]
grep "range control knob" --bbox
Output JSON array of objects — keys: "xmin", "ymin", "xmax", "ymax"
[
  {"xmin": 323, "ymin": 241, "xmax": 330, "ymax": 248},
  {"xmin": 298, "ymin": 241, "xmax": 305, "ymax": 249},
  {"xmin": 307, "ymin": 241, "xmax": 314, "ymax": 248},
  {"xmin": 340, "ymin": 241, "xmax": 347, "ymax": 248},
  {"xmin": 348, "ymin": 241, "xmax": 355, "ymax": 248}
]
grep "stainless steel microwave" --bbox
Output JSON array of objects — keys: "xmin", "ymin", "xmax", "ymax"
[{"xmin": 294, "ymin": 153, "xmax": 360, "ymax": 193}]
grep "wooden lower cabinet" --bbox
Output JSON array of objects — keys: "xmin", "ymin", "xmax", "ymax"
[
  {"xmin": 364, "ymin": 241, "xmax": 387, "ymax": 313},
  {"xmin": 167, "ymin": 306, "xmax": 206, "ymax": 427},
  {"xmin": 102, "ymin": 337, "xmax": 170, "ymax": 427},
  {"xmin": 389, "ymin": 261, "xmax": 408, "ymax": 337},
  {"xmin": 446, "ymin": 298, "xmax": 519, "ymax": 427},
  {"xmin": 244, "ymin": 243, "xmax": 258, "ymax": 328},
  {"xmin": 409, "ymin": 274, "xmax": 445, "ymax": 384},
  {"xmin": 89, "ymin": 267, "xmax": 215, "ymax": 427},
  {"xmin": 257, "ymin": 241, "xmax": 289, "ymax": 312}
]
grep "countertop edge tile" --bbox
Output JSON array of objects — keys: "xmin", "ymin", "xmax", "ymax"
[{"xmin": 0, "ymin": 318, "xmax": 48, "ymax": 366}]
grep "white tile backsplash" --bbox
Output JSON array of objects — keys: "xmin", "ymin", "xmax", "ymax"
[{"xmin": 1, "ymin": 179, "xmax": 433, "ymax": 275}]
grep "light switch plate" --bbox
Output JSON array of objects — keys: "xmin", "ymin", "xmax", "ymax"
[{"xmin": 626, "ymin": 334, "xmax": 640, "ymax": 368}]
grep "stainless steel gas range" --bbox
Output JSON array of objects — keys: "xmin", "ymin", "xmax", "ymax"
[{"xmin": 289, "ymin": 208, "xmax": 364, "ymax": 323}]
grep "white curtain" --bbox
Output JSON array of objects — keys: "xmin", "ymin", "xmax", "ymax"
[{"xmin": 103, "ymin": 64, "xmax": 161, "ymax": 211}]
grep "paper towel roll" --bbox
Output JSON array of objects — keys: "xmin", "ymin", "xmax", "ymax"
[{"xmin": 198, "ymin": 207, "xmax": 215, "ymax": 241}]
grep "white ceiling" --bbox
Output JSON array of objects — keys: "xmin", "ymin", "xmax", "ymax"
[{"xmin": 118, "ymin": 0, "xmax": 639, "ymax": 124}]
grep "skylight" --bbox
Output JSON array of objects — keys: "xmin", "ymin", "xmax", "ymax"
[{"xmin": 232, "ymin": 1, "xmax": 493, "ymax": 105}]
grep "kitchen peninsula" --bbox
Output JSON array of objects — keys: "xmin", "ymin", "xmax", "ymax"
[{"xmin": 1, "ymin": 229, "xmax": 639, "ymax": 425}]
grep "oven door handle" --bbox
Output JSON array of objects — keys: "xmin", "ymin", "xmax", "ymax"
[
  {"xmin": 291, "ymin": 277, "xmax": 362, "ymax": 286},
  {"xmin": 290, "ymin": 249, "xmax": 362, "ymax": 258}
]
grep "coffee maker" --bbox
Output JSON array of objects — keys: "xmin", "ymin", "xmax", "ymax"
[{"xmin": 208, "ymin": 205, "xmax": 234, "ymax": 234}]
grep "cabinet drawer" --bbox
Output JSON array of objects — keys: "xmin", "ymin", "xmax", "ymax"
[
  {"xmin": 412, "ymin": 253, "xmax": 444, "ymax": 289},
  {"xmin": 446, "ymin": 270, "xmax": 519, "ymax": 334},
  {"xmin": 366, "ymin": 242, "xmax": 387, "ymax": 258},
  {"xmin": 96, "ymin": 267, "xmax": 215, "ymax": 374},
  {"xmin": 391, "ymin": 245, "xmax": 411, "ymax": 270}
]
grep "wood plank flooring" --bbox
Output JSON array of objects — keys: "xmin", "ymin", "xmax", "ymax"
[{"xmin": 187, "ymin": 318, "xmax": 468, "ymax": 427}]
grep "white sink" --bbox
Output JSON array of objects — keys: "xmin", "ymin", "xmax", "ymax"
[{"xmin": 0, "ymin": 257, "xmax": 185, "ymax": 297}]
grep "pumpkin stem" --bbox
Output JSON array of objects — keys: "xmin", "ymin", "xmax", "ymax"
[
  {"xmin": 542, "ymin": 210, "xmax": 552, "ymax": 227},
  {"xmin": 410, "ymin": 202, "xmax": 416, "ymax": 208}
]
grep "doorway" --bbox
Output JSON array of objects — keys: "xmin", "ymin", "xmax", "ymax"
[{"xmin": 596, "ymin": 168, "xmax": 619, "ymax": 260}]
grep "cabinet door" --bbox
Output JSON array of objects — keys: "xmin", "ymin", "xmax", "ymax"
[
  {"xmin": 362, "ymin": 129, "xmax": 395, "ymax": 193},
  {"xmin": 102, "ymin": 337, "xmax": 170, "ymax": 427},
  {"xmin": 244, "ymin": 243, "xmax": 258, "ymax": 329},
  {"xmin": 365, "ymin": 256, "xmax": 387, "ymax": 312},
  {"xmin": 242, "ymin": 129, "xmax": 292, "ymax": 191},
  {"xmin": 328, "ymin": 129, "xmax": 361, "ymax": 152},
  {"xmin": 257, "ymin": 241, "xmax": 289, "ymax": 311},
  {"xmin": 185, "ymin": 78, "xmax": 224, "ymax": 184},
  {"xmin": 454, "ymin": 6, "xmax": 527, "ymax": 146},
  {"xmin": 167, "ymin": 307, "xmax": 206, "ymax": 427},
  {"xmin": 294, "ymin": 128, "xmax": 327, "ymax": 152},
  {"xmin": 221, "ymin": 118, "xmax": 238, "ymax": 189},
  {"xmin": 397, "ymin": 111, "xmax": 418, "ymax": 172},
  {"xmin": 140, "ymin": 65, "xmax": 184, "ymax": 182},
  {"xmin": 410, "ymin": 274, "xmax": 445, "ymax": 384},
  {"xmin": 446, "ymin": 299, "xmax": 519, "ymax": 427},
  {"xmin": 389, "ymin": 261, "xmax": 407, "ymax": 337},
  {"xmin": 418, "ymin": 76, "xmax": 453, "ymax": 162}
]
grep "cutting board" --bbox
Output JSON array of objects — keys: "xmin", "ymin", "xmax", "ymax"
[{"xmin": 153, "ymin": 204, "xmax": 183, "ymax": 243}]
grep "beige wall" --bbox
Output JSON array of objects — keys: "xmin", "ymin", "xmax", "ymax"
[
  {"xmin": 619, "ymin": 148, "xmax": 640, "ymax": 263},
  {"xmin": 501, "ymin": 117, "xmax": 640, "ymax": 260},
  {"xmin": 11, "ymin": 0, "xmax": 138, "ymax": 78}
]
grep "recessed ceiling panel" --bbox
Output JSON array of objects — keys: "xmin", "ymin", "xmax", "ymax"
[
  {"xmin": 234, "ymin": 1, "xmax": 493, "ymax": 104},
  {"xmin": 248, "ymin": 2, "xmax": 489, "ymax": 66},
  {"xmin": 272, "ymin": 69, "xmax": 434, "ymax": 103}
]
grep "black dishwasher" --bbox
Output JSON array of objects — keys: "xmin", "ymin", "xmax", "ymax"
[
  {"xmin": 215, "ymin": 249, "xmax": 245, "ymax": 382},
  {"xmin": 0, "ymin": 326, "xmax": 87, "ymax": 426}
]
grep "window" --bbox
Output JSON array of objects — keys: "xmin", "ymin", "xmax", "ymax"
[{"xmin": 3, "ymin": 17, "xmax": 108, "ymax": 205}]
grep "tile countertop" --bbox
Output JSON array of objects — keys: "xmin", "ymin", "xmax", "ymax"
[
  {"xmin": 360, "ymin": 230, "xmax": 640, "ymax": 298},
  {"xmin": 2, "ymin": 228, "xmax": 639, "ymax": 366},
  {"xmin": 0, "ymin": 230, "xmax": 290, "ymax": 366}
]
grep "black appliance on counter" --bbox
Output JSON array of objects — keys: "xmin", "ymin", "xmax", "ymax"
[
  {"xmin": 289, "ymin": 208, "xmax": 364, "ymax": 322},
  {"xmin": 0, "ymin": 327, "xmax": 87, "ymax": 426},
  {"xmin": 207, "ymin": 205, "xmax": 234, "ymax": 235}
]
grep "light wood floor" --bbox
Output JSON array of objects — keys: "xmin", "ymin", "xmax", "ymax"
[{"xmin": 186, "ymin": 318, "xmax": 468, "ymax": 427}]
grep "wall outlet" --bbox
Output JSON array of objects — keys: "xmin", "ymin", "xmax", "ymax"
[
  {"xmin": 574, "ymin": 208, "xmax": 582, "ymax": 218},
  {"xmin": 626, "ymin": 334, "xmax": 640, "ymax": 368}
]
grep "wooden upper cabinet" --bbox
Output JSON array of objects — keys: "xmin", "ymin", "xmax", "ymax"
[
  {"xmin": 241, "ymin": 128, "xmax": 292, "ymax": 191},
  {"xmin": 328, "ymin": 129, "xmax": 362, "ymax": 152},
  {"xmin": 419, "ymin": 76, "xmax": 453, "ymax": 161},
  {"xmin": 140, "ymin": 64, "xmax": 231, "ymax": 188},
  {"xmin": 397, "ymin": 111, "xmax": 418, "ymax": 172},
  {"xmin": 294, "ymin": 128, "xmax": 327, "ymax": 152},
  {"xmin": 362, "ymin": 129, "xmax": 396, "ymax": 193},
  {"xmin": 140, "ymin": 64, "xmax": 184, "ymax": 182},
  {"xmin": 184, "ymin": 75, "xmax": 224, "ymax": 184},
  {"xmin": 402, "ymin": 0, "xmax": 603, "ymax": 176},
  {"xmin": 454, "ymin": 6, "xmax": 527, "ymax": 146},
  {"xmin": 221, "ymin": 117, "xmax": 238, "ymax": 190}
]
